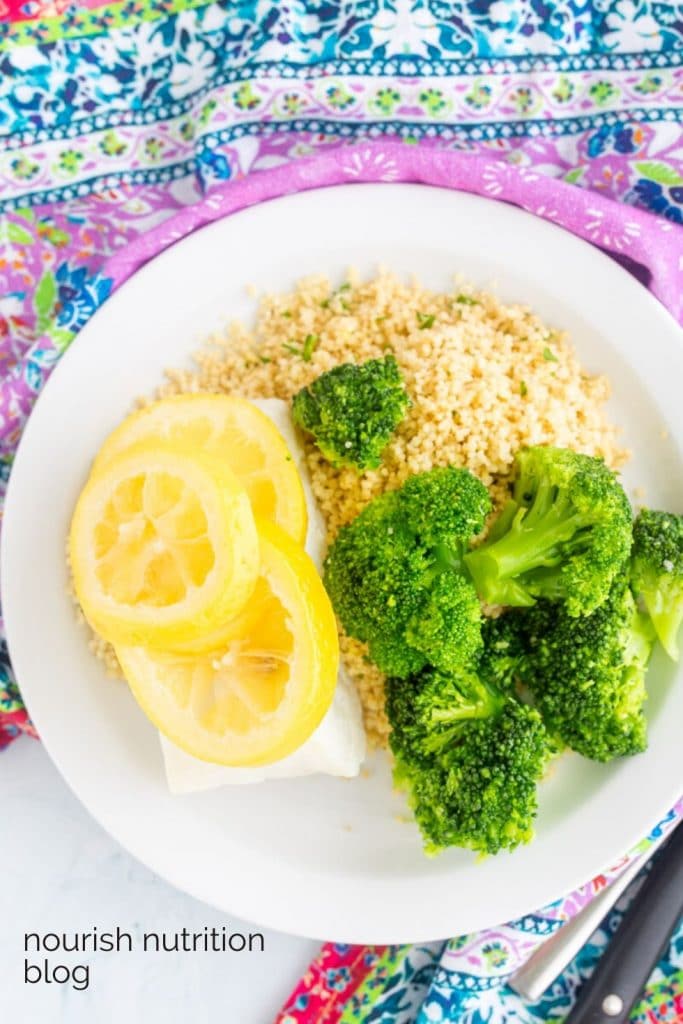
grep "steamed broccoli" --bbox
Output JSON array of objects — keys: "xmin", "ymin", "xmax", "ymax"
[
  {"xmin": 291, "ymin": 355, "xmax": 410, "ymax": 471},
  {"xmin": 386, "ymin": 665, "xmax": 550, "ymax": 855},
  {"xmin": 478, "ymin": 613, "xmax": 529, "ymax": 696},
  {"xmin": 518, "ymin": 579, "xmax": 654, "ymax": 762},
  {"xmin": 324, "ymin": 467, "xmax": 491, "ymax": 677},
  {"xmin": 464, "ymin": 446, "xmax": 632, "ymax": 616},
  {"xmin": 631, "ymin": 509, "xmax": 683, "ymax": 660}
]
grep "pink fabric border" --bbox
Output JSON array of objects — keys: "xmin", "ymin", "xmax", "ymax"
[{"xmin": 106, "ymin": 143, "xmax": 683, "ymax": 324}]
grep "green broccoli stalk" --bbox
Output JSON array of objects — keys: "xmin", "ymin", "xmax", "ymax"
[
  {"xmin": 291, "ymin": 355, "xmax": 410, "ymax": 471},
  {"xmin": 464, "ymin": 446, "xmax": 632, "ymax": 616},
  {"xmin": 386, "ymin": 665, "xmax": 550, "ymax": 856},
  {"xmin": 518, "ymin": 579, "xmax": 654, "ymax": 762},
  {"xmin": 323, "ymin": 466, "xmax": 491, "ymax": 677},
  {"xmin": 631, "ymin": 509, "xmax": 683, "ymax": 660}
]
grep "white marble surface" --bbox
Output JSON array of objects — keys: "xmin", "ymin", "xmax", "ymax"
[{"xmin": 1, "ymin": 737, "xmax": 319, "ymax": 1022}]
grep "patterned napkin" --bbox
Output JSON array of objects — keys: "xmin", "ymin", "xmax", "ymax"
[
  {"xmin": 1, "ymin": 2, "xmax": 683, "ymax": 1020},
  {"xmin": 274, "ymin": 814, "xmax": 683, "ymax": 1023},
  {"xmin": 275, "ymin": 857, "xmax": 683, "ymax": 1024}
]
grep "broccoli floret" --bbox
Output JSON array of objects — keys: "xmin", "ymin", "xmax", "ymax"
[
  {"xmin": 631, "ymin": 509, "xmax": 683, "ymax": 660},
  {"xmin": 291, "ymin": 355, "xmax": 410, "ymax": 471},
  {"xmin": 404, "ymin": 571, "xmax": 483, "ymax": 675},
  {"xmin": 387, "ymin": 666, "xmax": 550, "ymax": 855},
  {"xmin": 396, "ymin": 467, "xmax": 491, "ymax": 548},
  {"xmin": 324, "ymin": 467, "xmax": 491, "ymax": 677},
  {"xmin": 464, "ymin": 446, "xmax": 632, "ymax": 616},
  {"xmin": 387, "ymin": 664, "xmax": 500, "ymax": 763},
  {"xmin": 478, "ymin": 613, "xmax": 529, "ymax": 696},
  {"xmin": 519, "ymin": 579, "xmax": 654, "ymax": 762}
]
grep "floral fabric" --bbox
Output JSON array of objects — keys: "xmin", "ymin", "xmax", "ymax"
[
  {"xmin": 417, "ymin": 805, "xmax": 683, "ymax": 1023},
  {"xmin": 276, "ymin": 821, "xmax": 683, "ymax": 1023},
  {"xmin": 276, "ymin": 942, "xmax": 445, "ymax": 1024},
  {"xmin": 1, "ymin": 0, "xmax": 683, "ymax": 1019}
]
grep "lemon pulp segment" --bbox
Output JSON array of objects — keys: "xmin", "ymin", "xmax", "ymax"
[
  {"xmin": 70, "ymin": 444, "xmax": 259, "ymax": 649},
  {"xmin": 116, "ymin": 519, "xmax": 339, "ymax": 766},
  {"xmin": 92, "ymin": 395, "xmax": 307, "ymax": 544}
]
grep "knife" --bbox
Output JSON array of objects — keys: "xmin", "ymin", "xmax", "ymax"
[
  {"xmin": 508, "ymin": 829, "xmax": 669, "ymax": 1001},
  {"xmin": 564, "ymin": 819, "xmax": 683, "ymax": 1024}
]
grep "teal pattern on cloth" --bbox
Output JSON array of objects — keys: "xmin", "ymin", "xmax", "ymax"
[
  {"xmin": 418, "ymin": 839, "xmax": 683, "ymax": 1022},
  {"xmin": 340, "ymin": 852, "xmax": 683, "ymax": 1024}
]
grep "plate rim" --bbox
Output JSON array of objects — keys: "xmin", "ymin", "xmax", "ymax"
[{"xmin": 4, "ymin": 180, "xmax": 683, "ymax": 943}]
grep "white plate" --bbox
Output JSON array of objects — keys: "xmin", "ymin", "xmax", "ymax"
[{"xmin": 4, "ymin": 184, "xmax": 683, "ymax": 943}]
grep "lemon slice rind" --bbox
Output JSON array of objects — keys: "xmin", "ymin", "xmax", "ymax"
[
  {"xmin": 115, "ymin": 519, "xmax": 339, "ymax": 767},
  {"xmin": 70, "ymin": 443, "xmax": 259, "ymax": 649},
  {"xmin": 92, "ymin": 394, "xmax": 307, "ymax": 545}
]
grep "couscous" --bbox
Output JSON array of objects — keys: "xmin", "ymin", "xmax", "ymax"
[{"xmin": 101, "ymin": 270, "xmax": 627, "ymax": 747}]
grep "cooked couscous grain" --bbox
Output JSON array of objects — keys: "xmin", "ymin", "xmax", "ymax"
[{"xmin": 93, "ymin": 271, "xmax": 629, "ymax": 748}]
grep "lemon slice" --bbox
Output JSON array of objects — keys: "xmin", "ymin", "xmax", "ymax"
[
  {"xmin": 92, "ymin": 395, "xmax": 307, "ymax": 545},
  {"xmin": 116, "ymin": 519, "xmax": 339, "ymax": 767},
  {"xmin": 70, "ymin": 444, "xmax": 259, "ymax": 649}
]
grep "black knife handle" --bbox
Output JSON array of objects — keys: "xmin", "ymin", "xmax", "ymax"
[{"xmin": 566, "ymin": 820, "xmax": 683, "ymax": 1024}]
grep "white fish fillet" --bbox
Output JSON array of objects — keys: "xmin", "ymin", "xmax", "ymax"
[{"xmin": 159, "ymin": 397, "xmax": 366, "ymax": 792}]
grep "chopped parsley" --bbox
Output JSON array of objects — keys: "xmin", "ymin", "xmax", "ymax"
[
  {"xmin": 519, "ymin": 380, "xmax": 528, "ymax": 397},
  {"xmin": 302, "ymin": 333, "xmax": 319, "ymax": 361},
  {"xmin": 321, "ymin": 283, "xmax": 351, "ymax": 310},
  {"xmin": 283, "ymin": 334, "xmax": 319, "ymax": 362},
  {"xmin": 416, "ymin": 312, "xmax": 435, "ymax": 330},
  {"xmin": 455, "ymin": 294, "xmax": 477, "ymax": 305},
  {"xmin": 542, "ymin": 346, "xmax": 558, "ymax": 362}
]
